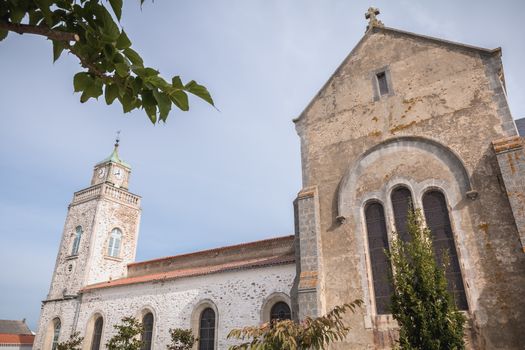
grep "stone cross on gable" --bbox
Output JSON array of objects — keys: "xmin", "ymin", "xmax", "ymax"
[{"xmin": 365, "ymin": 7, "xmax": 384, "ymax": 31}]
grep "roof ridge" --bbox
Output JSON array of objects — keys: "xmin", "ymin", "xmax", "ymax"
[{"xmin": 128, "ymin": 234, "xmax": 294, "ymax": 267}]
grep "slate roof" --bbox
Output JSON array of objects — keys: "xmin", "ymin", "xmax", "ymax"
[
  {"xmin": 515, "ymin": 118, "xmax": 525, "ymax": 137},
  {"xmin": 0, "ymin": 320, "xmax": 32, "ymax": 335}
]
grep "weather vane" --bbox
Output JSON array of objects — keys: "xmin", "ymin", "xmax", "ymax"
[{"xmin": 115, "ymin": 130, "xmax": 121, "ymax": 147}]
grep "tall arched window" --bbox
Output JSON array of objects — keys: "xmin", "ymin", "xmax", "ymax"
[
  {"xmin": 365, "ymin": 202, "xmax": 393, "ymax": 314},
  {"xmin": 270, "ymin": 302, "xmax": 291, "ymax": 321},
  {"xmin": 51, "ymin": 319, "xmax": 61, "ymax": 350},
  {"xmin": 391, "ymin": 187, "xmax": 413, "ymax": 242},
  {"xmin": 91, "ymin": 317, "xmax": 103, "ymax": 350},
  {"xmin": 199, "ymin": 308, "xmax": 215, "ymax": 350},
  {"xmin": 71, "ymin": 226, "xmax": 82, "ymax": 255},
  {"xmin": 423, "ymin": 190, "xmax": 468, "ymax": 310},
  {"xmin": 107, "ymin": 228, "xmax": 122, "ymax": 257},
  {"xmin": 141, "ymin": 312, "xmax": 154, "ymax": 350}
]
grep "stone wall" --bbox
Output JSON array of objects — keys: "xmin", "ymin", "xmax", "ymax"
[
  {"xmin": 34, "ymin": 264, "xmax": 294, "ymax": 350},
  {"xmin": 294, "ymin": 27, "xmax": 525, "ymax": 349}
]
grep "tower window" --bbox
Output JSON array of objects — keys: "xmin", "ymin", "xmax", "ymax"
[
  {"xmin": 376, "ymin": 71, "xmax": 389, "ymax": 96},
  {"xmin": 107, "ymin": 228, "xmax": 122, "ymax": 257},
  {"xmin": 71, "ymin": 226, "xmax": 82, "ymax": 256}
]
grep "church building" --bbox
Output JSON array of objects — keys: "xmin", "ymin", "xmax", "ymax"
[{"xmin": 34, "ymin": 9, "xmax": 525, "ymax": 350}]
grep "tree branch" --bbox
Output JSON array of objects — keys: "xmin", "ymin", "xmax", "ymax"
[{"xmin": 0, "ymin": 21, "xmax": 79, "ymax": 42}]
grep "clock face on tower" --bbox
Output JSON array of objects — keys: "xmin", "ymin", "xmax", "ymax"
[
  {"xmin": 114, "ymin": 168, "xmax": 122, "ymax": 179},
  {"xmin": 97, "ymin": 167, "xmax": 106, "ymax": 178}
]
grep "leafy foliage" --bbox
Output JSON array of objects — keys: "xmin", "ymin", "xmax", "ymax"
[
  {"xmin": 227, "ymin": 300, "xmax": 363, "ymax": 350},
  {"xmin": 106, "ymin": 316, "xmax": 144, "ymax": 350},
  {"xmin": 166, "ymin": 328, "xmax": 197, "ymax": 350},
  {"xmin": 56, "ymin": 332, "xmax": 83, "ymax": 350},
  {"xmin": 0, "ymin": 0, "xmax": 214, "ymax": 123},
  {"xmin": 388, "ymin": 209, "xmax": 466, "ymax": 350}
]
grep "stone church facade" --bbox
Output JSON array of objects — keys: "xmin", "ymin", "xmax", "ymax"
[{"xmin": 35, "ymin": 14, "xmax": 525, "ymax": 350}]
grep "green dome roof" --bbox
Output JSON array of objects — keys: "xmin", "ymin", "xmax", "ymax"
[{"xmin": 97, "ymin": 144, "xmax": 131, "ymax": 169}]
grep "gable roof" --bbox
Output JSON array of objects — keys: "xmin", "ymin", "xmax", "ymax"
[
  {"xmin": 515, "ymin": 118, "xmax": 525, "ymax": 137},
  {"xmin": 82, "ymin": 253, "xmax": 294, "ymax": 291},
  {"xmin": 294, "ymin": 25, "xmax": 501, "ymax": 123},
  {"xmin": 0, "ymin": 320, "xmax": 32, "ymax": 335},
  {"xmin": 82, "ymin": 235, "xmax": 295, "ymax": 292}
]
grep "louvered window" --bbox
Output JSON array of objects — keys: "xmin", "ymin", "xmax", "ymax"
[
  {"xmin": 199, "ymin": 308, "xmax": 216, "ymax": 350},
  {"xmin": 423, "ymin": 191, "xmax": 468, "ymax": 310},
  {"xmin": 391, "ymin": 187, "xmax": 413, "ymax": 242},
  {"xmin": 365, "ymin": 202, "xmax": 393, "ymax": 314}
]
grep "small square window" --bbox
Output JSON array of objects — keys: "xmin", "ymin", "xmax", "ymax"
[{"xmin": 376, "ymin": 72, "xmax": 389, "ymax": 96}]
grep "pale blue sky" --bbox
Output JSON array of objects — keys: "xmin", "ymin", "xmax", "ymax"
[{"xmin": 1, "ymin": 0, "xmax": 524, "ymax": 331}]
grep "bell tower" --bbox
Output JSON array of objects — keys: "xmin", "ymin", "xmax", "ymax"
[
  {"xmin": 44, "ymin": 141, "xmax": 142, "ymax": 300},
  {"xmin": 35, "ymin": 141, "xmax": 142, "ymax": 349}
]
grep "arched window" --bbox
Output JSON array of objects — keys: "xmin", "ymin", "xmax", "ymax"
[
  {"xmin": 91, "ymin": 317, "xmax": 103, "ymax": 350},
  {"xmin": 270, "ymin": 302, "xmax": 291, "ymax": 321},
  {"xmin": 199, "ymin": 308, "xmax": 215, "ymax": 350},
  {"xmin": 107, "ymin": 228, "xmax": 122, "ymax": 257},
  {"xmin": 391, "ymin": 187, "xmax": 413, "ymax": 242},
  {"xmin": 71, "ymin": 226, "xmax": 82, "ymax": 255},
  {"xmin": 423, "ymin": 190, "xmax": 468, "ymax": 310},
  {"xmin": 51, "ymin": 319, "xmax": 61, "ymax": 350},
  {"xmin": 141, "ymin": 312, "xmax": 154, "ymax": 350},
  {"xmin": 365, "ymin": 202, "xmax": 393, "ymax": 314}
]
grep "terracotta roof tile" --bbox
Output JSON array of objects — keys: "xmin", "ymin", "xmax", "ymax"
[
  {"xmin": 0, "ymin": 320, "xmax": 32, "ymax": 335},
  {"xmin": 128, "ymin": 235, "xmax": 294, "ymax": 268},
  {"xmin": 82, "ymin": 253, "xmax": 295, "ymax": 292},
  {"xmin": 0, "ymin": 334, "xmax": 35, "ymax": 345}
]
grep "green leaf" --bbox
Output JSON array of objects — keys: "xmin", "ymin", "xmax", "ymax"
[
  {"xmin": 118, "ymin": 93, "xmax": 134, "ymax": 113},
  {"xmin": 73, "ymin": 72, "xmax": 93, "ymax": 92},
  {"xmin": 116, "ymin": 30, "xmax": 131, "ymax": 49},
  {"xmin": 93, "ymin": 4, "xmax": 120, "ymax": 41},
  {"xmin": 0, "ymin": 30, "xmax": 8, "ymax": 42},
  {"xmin": 10, "ymin": 8, "xmax": 26, "ymax": 24},
  {"xmin": 81, "ymin": 78, "xmax": 103, "ymax": 102},
  {"xmin": 115, "ymin": 62, "xmax": 129, "ymax": 78},
  {"xmin": 28, "ymin": 10, "xmax": 44, "ymax": 25},
  {"xmin": 184, "ymin": 80, "xmax": 214, "ymax": 106},
  {"xmin": 109, "ymin": 0, "xmax": 123, "ymax": 21},
  {"xmin": 171, "ymin": 76, "xmax": 183, "ymax": 89},
  {"xmin": 141, "ymin": 90, "xmax": 157, "ymax": 123},
  {"xmin": 105, "ymin": 84, "xmax": 119, "ymax": 105},
  {"xmin": 52, "ymin": 40, "xmax": 65, "ymax": 62},
  {"xmin": 123, "ymin": 48, "xmax": 143, "ymax": 66},
  {"xmin": 153, "ymin": 89, "xmax": 171, "ymax": 121},
  {"xmin": 168, "ymin": 89, "xmax": 189, "ymax": 111},
  {"xmin": 133, "ymin": 67, "xmax": 158, "ymax": 78}
]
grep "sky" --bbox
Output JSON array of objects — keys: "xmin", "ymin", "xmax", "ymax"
[{"xmin": 0, "ymin": 0, "xmax": 524, "ymax": 331}]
